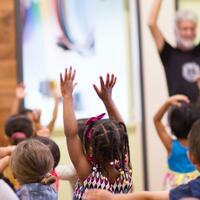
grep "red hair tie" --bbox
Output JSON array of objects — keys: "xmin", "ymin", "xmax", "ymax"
[
  {"xmin": 11, "ymin": 132, "xmax": 27, "ymax": 140},
  {"xmin": 85, "ymin": 113, "xmax": 105, "ymax": 141}
]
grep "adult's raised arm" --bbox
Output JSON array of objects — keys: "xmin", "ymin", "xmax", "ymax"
[{"xmin": 148, "ymin": 0, "xmax": 165, "ymax": 52}]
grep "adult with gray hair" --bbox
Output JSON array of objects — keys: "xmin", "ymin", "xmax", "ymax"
[{"xmin": 148, "ymin": 0, "xmax": 200, "ymax": 102}]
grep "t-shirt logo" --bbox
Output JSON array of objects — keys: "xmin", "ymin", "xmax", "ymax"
[{"xmin": 182, "ymin": 62, "xmax": 200, "ymax": 82}]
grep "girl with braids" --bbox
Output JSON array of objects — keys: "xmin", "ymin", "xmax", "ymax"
[{"xmin": 60, "ymin": 67, "xmax": 133, "ymax": 200}]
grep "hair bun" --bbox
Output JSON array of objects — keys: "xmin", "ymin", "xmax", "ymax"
[{"xmin": 41, "ymin": 173, "xmax": 56, "ymax": 185}]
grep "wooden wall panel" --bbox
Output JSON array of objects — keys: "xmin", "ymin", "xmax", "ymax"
[{"xmin": 0, "ymin": 0, "xmax": 18, "ymax": 146}]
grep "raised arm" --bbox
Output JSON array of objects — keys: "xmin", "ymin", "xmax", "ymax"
[
  {"xmin": 93, "ymin": 74, "xmax": 124, "ymax": 123},
  {"xmin": 148, "ymin": 0, "xmax": 165, "ymax": 52},
  {"xmin": 11, "ymin": 83, "xmax": 25, "ymax": 115},
  {"xmin": 47, "ymin": 93, "xmax": 59, "ymax": 132},
  {"xmin": 60, "ymin": 67, "xmax": 91, "ymax": 182},
  {"xmin": 84, "ymin": 189, "xmax": 169, "ymax": 200},
  {"xmin": 153, "ymin": 95, "xmax": 189, "ymax": 153},
  {"xmin": 0, "ymin": 156, "xmax": 10, "ymax": 173},
  {"xmin": 0, "ymin": 146, "xmax": 15, "ymax": 159}
]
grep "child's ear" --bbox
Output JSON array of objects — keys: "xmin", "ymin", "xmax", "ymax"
[{"xmin": 188, "ymin": 151, "xmax": 197, "ymax": 165}]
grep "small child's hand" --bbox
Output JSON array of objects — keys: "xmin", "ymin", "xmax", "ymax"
[
  {"xmin": 168, "ymin": 94, "xmax": 190, "ymax": 107},
  {"xmin": 93, "ymin": 73, "xmax": 117, "ymax": 102},
  {"xmin": 83, "ymin": 189, "xmax": 114, "ymax": 200},
  {"xmin": 32, "ymin": 109, "xmax": 41, "ymax": 123},
  {"xmin": 60, "ymin": 67, "xmax": 77, "ymax": 97},
  {"xmin": 16, "ymin": 83, "xmax": 25, "ymax": 99}
]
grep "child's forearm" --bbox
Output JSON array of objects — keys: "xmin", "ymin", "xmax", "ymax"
[
  {"xmin": 112, "ymin": 191, "xmax": 169, "ymax": 200},
  {"xmin": 0, "ymin": 146, "xmax": 13, "ymax": 158},
  {"xmin": 63, "ymin": 96, "xmax": 77, "ymax": 138},
  {"xmin": 47, "ymin": 97, "xmax": 59, "ymax": 132},
  {"xmin": 154, "ymin": 101, "xmax": 170, "ymax": 123},
  {"xmin": 0, "ymin": 156, "xmax": 10, "ymax": 172},
  {"xmin": 10, "ymin": 98, "xmax": 21, "ymax": 115},
  {"xmin": 103, "ymin": 98, "xmax": 124, "ymax": 123}
]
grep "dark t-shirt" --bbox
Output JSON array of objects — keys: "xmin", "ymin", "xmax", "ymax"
[
  {"xmin": 170, "ymin": 176, "xmax": 200, "ymax": 200},
  {"xmin": 160, "ymin": 41, "xmax": 200, "ymax": 102}
]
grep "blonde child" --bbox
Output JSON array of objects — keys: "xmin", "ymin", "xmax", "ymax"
[
  {"xmin": 60, "ymin": 67, "xmax": 133, "ymax": 199},
  {"xmin": 10, "ymin": 139, "xmax": 57, "ymax": 200}
]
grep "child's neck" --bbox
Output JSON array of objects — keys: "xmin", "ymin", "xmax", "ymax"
[
  {"xmin": 178, "ymin": 138, "xmax": 188, "ymax": 147},
  {"xmin": 102, "ymin": 163, "xmax": 120, "ymax": 184}
]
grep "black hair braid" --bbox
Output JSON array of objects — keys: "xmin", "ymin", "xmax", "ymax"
[{"xmin": 83, "ymin": 119, "xmax": 131, "ymax": 174}]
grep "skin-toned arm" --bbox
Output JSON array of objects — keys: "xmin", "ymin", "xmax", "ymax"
[
  {"xmin": 153, "ymin": 95, "xmax": 190, "ymax": 153},
  {"xmin": 83, "ymin": 189, "xmax": 169, "ymax": 200},
  {"xmin": 47, "ymin": 94, "xmax": 59, "ymax": 132},
  {"xmin": 0, "ymin": 146, "xmax": 16, "ymax": 158},
  {"xmin": 148, "ymin": 0, "xmax": 165, "ymax": 52},
  {"xmin": 60, "ymin": 67, "xmax": 91, "ymax": 182},
  {"xmin": 10, "ymin": 83, "xmax": 26, "ymax": 115},
  {"xmin": 0, "ymin": 156, "xmax": 10, "ymax": 173},
  {"xmin": 93, "ymin": 74, "xmax": 124, "ymax": 123}
]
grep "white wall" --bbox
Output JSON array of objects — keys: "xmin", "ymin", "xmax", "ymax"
[
  {"xmin": 139, "ymin": 0, "xmax": 176, "ymax": 190},
  {"xmin": 22, "ymin": 0, "xmax": 130, "ymax": 126}
]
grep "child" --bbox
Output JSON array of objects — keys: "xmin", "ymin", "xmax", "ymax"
[
  {"xmin": 35, "ymin": 136, "xmax": 61, "ymax": 191},
  {"xmin": 153, "ymin": 95, "xmax": 200, "ymax": 189},
  {"xmin": 5, "ymin": 114, "xmax": 33, "ymax": 145},
  {"xmin": 10, "ymin": 139, "xmax": 57, "ymax": 200},
  {"xmin": 60, "ymin": 67, "xmax": 133, "ymax": 200},
  {"xmin": 84, "ymin": 118, "xmax": 200, "ymax": 200},
  {"xmin": 3, "ymin": 114, "xmax": 34, "ymax": 189},
  {"xmin": 11, "ymin": 83, "xmax": 60, "ymax": 137}
]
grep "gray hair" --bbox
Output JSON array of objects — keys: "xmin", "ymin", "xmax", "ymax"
[{"xmin": 175, "ymin": 10, "xmax": 198, "ymax": 25}]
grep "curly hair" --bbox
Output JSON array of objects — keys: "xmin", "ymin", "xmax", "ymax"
[{"xmin": 168, "ymin": 103, "xmax": 200, "ymax": 139}]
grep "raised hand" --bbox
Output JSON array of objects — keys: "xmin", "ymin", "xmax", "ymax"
[
  {"xmin": 32, "ymin": 109, "xmax": 42, "ymax": 123},
  {"xmin": 60, "ymin": 67, "xmax": 76, "ymax": 97},
  {"xmin": 93, "ymin": 73, "xmax": 117, "ymax": 102},
  {"xmin": 15, "ymin": 83, "xmax": 25, "ymax": 99},
  {"xmin": 168, "ymin": 95, "xmax": 190, "ymax": 107}
]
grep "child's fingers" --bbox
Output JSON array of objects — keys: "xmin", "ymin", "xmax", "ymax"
[
  {"xmin": 60, "ymin": 73, "xmax": 64, "ymax": 85},
  {"xmin": 93, "ymin": 84, "xmax": 100, "ymax": 95},
  {"xmin": 73, "ymin": 82, "xmax": 78, "ymax": 89},
  {"xmin": 68, "ymin": 66, "xmax": 72, "ymax": 80},
  {"xmin": 72, "ymin": 69, "xmax": 76, "ymax": 81},
  {"xmin": 110, "ymin": 74, "xmax": 116, "ymax": 87},
  {"xmin": 106, "ymin": 73, "xmax": 110, "ymax": 86},
  {"xmin": 100, "ymin": 76, "xmax": 105, "ymax": 89},
  {"xmin": 65, "ymin": 68, "xmax": 68, "ymax": 81}
]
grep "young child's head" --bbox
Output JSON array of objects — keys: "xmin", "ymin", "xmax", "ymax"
[
  {"xmin": 82, "ymin": 118, "xmax": 130, "ymax": 171},
  {"xmin": 188, "ymin": 119, "xmax": 200, "ymax": 168},
  {"xmin": 10, "ymin": 139, "xmax": 55, "ymax": 185},
  {"xmin": 5, "ymin": 114, "xmax": 33, "ymax": 145},
  {"xmin": 168, "ymin": 103, "xmax": 200, "ymax": 139},
  {"xmin": 35, "ymin": 136, "xmax": 60, "ymax": 168}
]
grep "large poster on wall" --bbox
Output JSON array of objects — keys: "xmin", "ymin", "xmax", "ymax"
[{"xmin": 20, "ymin": 0, "xmax": 129, "ymax": 127}]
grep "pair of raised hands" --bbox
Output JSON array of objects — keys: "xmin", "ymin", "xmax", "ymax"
[{"xmin": 60, "ymin": 67, "xmax": 117, "ymax": 101}]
